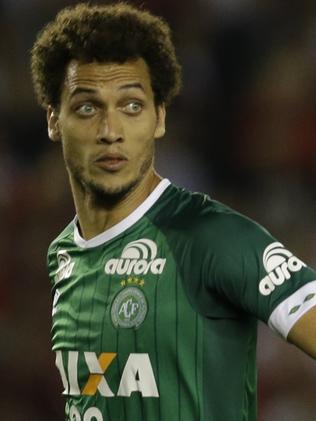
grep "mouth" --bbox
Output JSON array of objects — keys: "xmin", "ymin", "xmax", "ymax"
[{"xmin": 94, "ymin": 153, "xmax": 128, "ymax": 172}]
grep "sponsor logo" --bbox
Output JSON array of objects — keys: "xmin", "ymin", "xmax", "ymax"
[
  {"xmin": 259, "ymin": 242, "xmax": 306, "ymax": 296},
  {"xmin": 55, "ymin": 250, "xmax": 75, "ymax": 282},
  {"xmin": 104, "ymin": 239, "xmax": 166, "ymax": 275},
  {"xmin": 111, "ymin": 286, "xmax": 148, "ymax": 329},
  {"xmin": 55, "ymin": 351, "xmax": 159, "ymax": 398}
]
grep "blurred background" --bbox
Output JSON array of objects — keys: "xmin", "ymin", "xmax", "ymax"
[{"xmin": 1, "ymin": 0, "xmax": 316, "ymax": 419}]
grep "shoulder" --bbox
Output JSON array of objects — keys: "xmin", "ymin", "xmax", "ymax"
[
  {"xmin": 47, "ymin": 219, "xmax": 76, "ymax": 284},
  {"xmin": 47, "ymin": 219, "xmax": 75, "ymax": 259},
  {"xmin": 162, "ymin": 185, "xmax": 271, "ymax": 246}
]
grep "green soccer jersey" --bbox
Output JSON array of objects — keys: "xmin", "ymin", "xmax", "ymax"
[{"xmin": 47, "ymin": 179, "xmax": 316, "ymax": 421}]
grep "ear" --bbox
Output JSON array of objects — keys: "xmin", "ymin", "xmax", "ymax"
[
  {"xmin": 154, "ymin": 104, "xmax": 166, "ymax": 139},
  {"xmin": 47, "ymin": 105, "xmax": 61, "ymax": 142}
]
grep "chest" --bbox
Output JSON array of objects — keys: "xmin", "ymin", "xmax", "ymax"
[{"xmin": 51, "ymin": 236, "xmax": 196, "ymax": 351}]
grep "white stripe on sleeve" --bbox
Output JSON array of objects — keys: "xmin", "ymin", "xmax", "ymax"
[{"xmin": 268, "ymin": 280, "xmax": 316, "ymax": 339}]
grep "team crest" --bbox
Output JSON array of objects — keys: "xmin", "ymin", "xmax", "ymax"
[{"xmin": 111, "ymin": 286, "xmax": 148, "ymax": 329}]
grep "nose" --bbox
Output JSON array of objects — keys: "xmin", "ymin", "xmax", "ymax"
[{"xmin": 97, "ymin": 111, "xmax": 123, "ymax": 144}]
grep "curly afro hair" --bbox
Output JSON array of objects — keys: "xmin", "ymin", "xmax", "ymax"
[{"xmin": 31, "ymin": 2, "xmax": 182, "ymax": 109}]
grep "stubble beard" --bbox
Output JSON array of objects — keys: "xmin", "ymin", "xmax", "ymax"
[{"xmin": 66, "ymin": 146, "xmax": 154, "ymax": 208}]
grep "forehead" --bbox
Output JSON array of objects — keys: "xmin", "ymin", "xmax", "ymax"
[{"xmin": 63, "ymin": 58, "xmax": 152, "ymax": 94}]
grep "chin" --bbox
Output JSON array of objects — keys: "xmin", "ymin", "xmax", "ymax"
[{"xmin": 87, "ymin": 177, "xmax": 140, "ymax": 206}]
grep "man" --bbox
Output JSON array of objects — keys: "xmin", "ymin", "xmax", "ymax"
[{"xmin": 31, "ymin": 3, "xmax": 316, "ymax": 421}]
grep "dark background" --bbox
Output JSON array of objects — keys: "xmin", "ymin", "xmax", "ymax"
[{"xmin": 1, "ymin": 0, "xmax": 316, "ymax": 419}]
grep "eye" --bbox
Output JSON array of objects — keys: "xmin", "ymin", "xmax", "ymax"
[
  {"xmin": 122, "ymin": 101, "xmax": 143, "ymax": 115},
  {"xmin": 75, "ymin": 103, "xmax": 97, "ymax": 116}
]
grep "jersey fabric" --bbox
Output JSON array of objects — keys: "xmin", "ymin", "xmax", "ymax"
[{"xmin": 47, "ymin": 179, "xmax": 316, "ymax": 421}]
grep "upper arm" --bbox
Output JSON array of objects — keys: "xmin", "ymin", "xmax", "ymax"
[
  {"xmin": 202, "ymin": 213, "xmax": 316, "ymax": 337},
  {"xmin": 288, "ymin": 306, "xmax": 316, "ymax": 359}
]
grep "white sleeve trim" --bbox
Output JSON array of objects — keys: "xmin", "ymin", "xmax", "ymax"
[{"xmin": 268, "ymin": 280, "xmax": 316, "ymax": 339}]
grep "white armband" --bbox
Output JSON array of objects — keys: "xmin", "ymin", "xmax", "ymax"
[{"xmin": 268, "ymin": 280, "xmax": 316, "ymax": 339}]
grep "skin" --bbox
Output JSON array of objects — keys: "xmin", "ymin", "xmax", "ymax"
[
  {"xmin": 288, "ymin": 306, "xmax": 316, "ymax": 359},
  {"xmin": 47, "ymin": 58, "xmax": 166, "ymax": 240}
]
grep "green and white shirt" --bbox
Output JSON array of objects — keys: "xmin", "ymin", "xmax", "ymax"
[{"xmin": 47, "ymin": 179, "xmax": 316, "ymax": 421}]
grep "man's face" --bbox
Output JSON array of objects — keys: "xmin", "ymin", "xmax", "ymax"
[{"xmin": 47, "ymin": 58, "xmax": 166, "ymax": 201}]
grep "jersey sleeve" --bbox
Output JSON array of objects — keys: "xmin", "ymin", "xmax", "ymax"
[
  {"xmin": 201, "ymin": 212, "xmax": 316, "ymax": 339},
  {"xmin": 47, "ymin": 243, "xmax": 58, "ymax": 285}
]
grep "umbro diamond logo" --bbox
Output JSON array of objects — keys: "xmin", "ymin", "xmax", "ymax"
[
  {"xmin": 105, "ymin": 239, "xmax": 166, "ymax": 275},
  {"xmin": 259, "ymin": 242, "xmax": 306, "ymax": 296}
]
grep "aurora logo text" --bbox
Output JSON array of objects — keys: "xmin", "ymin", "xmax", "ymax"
[
  {"xmin": 55, "ymin": 250, "xmax": 75, "ymax": 282},
  {"xmin": 259, "ymin": 242, "xmax": 306, "ymax": 296},
  {"xmin": 105, "ymin": 239, "xmax": 166, "ymax": 275}
]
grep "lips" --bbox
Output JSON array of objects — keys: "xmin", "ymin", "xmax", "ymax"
[{"xmin": 94, "ymin": 153, "xmax": 128, "ymax": 172}]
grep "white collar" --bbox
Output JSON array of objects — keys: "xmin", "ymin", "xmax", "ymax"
[{"xmin": 73, "ymin": 178, "xmax": 171, "ymax": 249}]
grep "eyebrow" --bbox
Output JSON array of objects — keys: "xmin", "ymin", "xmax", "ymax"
[
  {"xmin": 69, "ymin": 87, "xmax": 98, "ymax": 99},
  {"xmin": 69, "ymin": 83, "xmax": 145, "ymax": 99},
  {"xmin": 118, "ymin": 83, "xmax": 145, "ymax": 92}
]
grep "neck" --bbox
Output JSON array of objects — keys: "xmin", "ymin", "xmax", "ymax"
[{"xmin": 71, "ymin": 170, "xmax": 162, "ymax": 240}]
